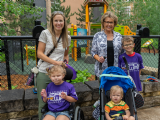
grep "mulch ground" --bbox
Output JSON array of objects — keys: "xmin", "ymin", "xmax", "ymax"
[
  {"xmin": 0, "ymin": 75, "xmax": 34, "ymax": 91},
  {"xmin": 141, "ymin": 48, "xmax": 158, "ymax": 53},
  {"xmin": 0, "ymin": 74, "xmax": 95, "ymax": 91}
]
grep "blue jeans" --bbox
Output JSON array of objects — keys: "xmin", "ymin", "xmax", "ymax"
[{"xmin": 43, "ymin": 111, "xmax": 71, "ymax": 120}]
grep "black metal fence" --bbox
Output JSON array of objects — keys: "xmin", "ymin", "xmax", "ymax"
[{"xmin": 0, "ymin": 34, "xmax": 160, "ymax": 90}]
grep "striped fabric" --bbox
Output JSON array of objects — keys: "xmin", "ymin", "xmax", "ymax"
[{"xmin": 105, "ymin": 100, "xmax": 129, "ymax": 118}]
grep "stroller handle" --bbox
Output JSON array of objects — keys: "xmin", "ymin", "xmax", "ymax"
[
  {"xmin": 99, "ymin": 74, "xmax": 130, "ymax": 79},
  {"xmin": 122, "ymin": 56, "xmax": 130, "ymax": 76}
]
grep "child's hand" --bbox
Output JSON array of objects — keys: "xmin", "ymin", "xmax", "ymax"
[
  {"xmin": 41, "ymin": 89, "xmax": 47, "ymax": 98},
  {"xmin": 60, "ymin": 92, "xmax": 67, "ymax": 99},
  {"xmin": 123, "ymin": 115, "xmax": 129, "ymax": 120}
]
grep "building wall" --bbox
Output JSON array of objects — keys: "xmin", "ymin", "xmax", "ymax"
[
  {"xmin": 34, "ymin": 0, "xmax": 47, "ymax": 25},
  {"xmin": 61, "ymin": 0, "xmax": 84, "ymax": 27}
]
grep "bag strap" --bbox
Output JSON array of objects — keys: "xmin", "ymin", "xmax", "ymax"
[{"xmin": 40, "ymin": 33, "xmax": 62, "ymax": 63}]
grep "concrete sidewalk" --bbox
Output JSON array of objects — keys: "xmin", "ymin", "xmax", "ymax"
[{"xmin": 137, "ymin": 106, "xmax": 160, "ymax": 120}]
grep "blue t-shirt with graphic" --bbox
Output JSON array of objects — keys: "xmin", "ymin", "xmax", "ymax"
[
  {"xmin": 118, "ymin": 53, "xmax": 144, "ymax": 91},
  {"xmin": 44, "ymin": 81, "xmax": 78, "ymax": 112}
]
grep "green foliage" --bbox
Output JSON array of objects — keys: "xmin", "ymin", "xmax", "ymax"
[
  {"xmin": 0, "ymin": 40, "xmax": 5, "ymax": 62},
  {"xmin": 11, "ymin": 85, "xmax": 18, "ymax": 89},
  {"xmin": 106, "ymin": 0, "xmax": 134, "ymax": 31},
  {"xmin": 69, "ymin": 40, "xmax": 74, "ymax": 54},
  {"xmin": 13, "ymin": 53, "xmax": 21, "ymax": 60},
  {"xmin": 0, "ymin": 52, "xmax": 5, "ymax": 62},
  {"xmin": 105, "ymin": 0, "xmax": 160, "ymax": 35},
  {"xmin": 81, "ymin": 47, "xmax": 86, "ymax": 53},
  {"xmin": 50, "ymin": 0, "xmax": 74, "ymax": 24},
  {"xmin": 28, "ymin": 49, "xmax": 36, "ymax": 60},
  {"xmin": 0, "ymin": 0, "xmax": 45, "ymax": 36},
  {"xmin": 1, "ymin": 85, "xmax": 18, "ymax": 89},
  {"xmin": 69, "ymin": 69, "xmax": 91, "ymax": 84},
  {"xmin": 131, "ymin": 1, "xmax": 160, "ymax": 35}
]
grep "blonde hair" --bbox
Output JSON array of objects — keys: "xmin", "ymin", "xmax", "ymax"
[
  {"xmin": 48, "ymin": 11, "xmax": 68, "ymax": 48},
  {"xmin": 46, "ymin": 64, "xmax": 66, "ymax": 77},
  {"xmin": 122, "ymin": 36, "xmax": 134, "ymax": 45},
  {"xmin": 101, "ymin": 11, "xmax": 118, "ymax": 29},
  {"xmin": 110, "ymin": 85, "xmax": 123, "ymax": 98}
]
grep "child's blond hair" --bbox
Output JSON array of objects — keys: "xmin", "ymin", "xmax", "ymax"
[
  {"xmin": 110, "ymin": 85, "xmax": 123, "ymax": 98},
  {"xmin": 46, "ymin": 64, "xmax": 66, "ymax": 77},
  {"xmin": 122, "ymin": 36, "xmax": 134, "ymax": 45}
]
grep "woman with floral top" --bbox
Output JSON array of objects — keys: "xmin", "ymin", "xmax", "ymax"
[{"xmin": 91, "ymin": 11, "xmax": 123, "ymax": 79}]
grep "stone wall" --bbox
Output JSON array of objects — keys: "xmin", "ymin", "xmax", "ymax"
[{"xmin": 1, "ymin": 75, "xmax": 160, "ymax": 120}]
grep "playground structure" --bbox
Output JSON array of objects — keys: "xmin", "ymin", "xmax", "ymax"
[
  {"xmin": 24, "ymin": 45, "xmax": 37, "ymax": 66},
  {"xmin": 70, "ymin": 0, "xmax": 136, "ymax": 61},
  {"xmin": 141, "ymin": 39, "xmax": 155, "ymax": 55}
]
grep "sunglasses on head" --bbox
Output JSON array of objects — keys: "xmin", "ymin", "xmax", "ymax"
[{"xmin": 53, "ymin": 11, "xmax": 63, "ymax": 15}]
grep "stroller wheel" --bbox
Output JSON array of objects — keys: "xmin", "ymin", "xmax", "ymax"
[
  {"xmin": 74, "ymin": 106, "xmax": 85, "ymax": 120},
  {"xmin": 134, "ymin": 93, "xmax": 144, "ymax": 109}
]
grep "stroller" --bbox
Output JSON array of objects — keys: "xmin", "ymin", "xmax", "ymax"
[{"xmin": 93, "ymin": 57, "xmax": 144, "ymax": 120}]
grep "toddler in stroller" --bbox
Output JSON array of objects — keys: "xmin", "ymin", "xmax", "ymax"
[
  {"xmin": 105, "ymin": 85, "xmax": 135, "ymax": 120},
  {"xmin": 93, "ymin": 66, "xmax": 141, "ymax": 120}
]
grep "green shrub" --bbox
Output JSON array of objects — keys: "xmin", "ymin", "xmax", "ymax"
[
  {"xmin": 14, "ymin": 53, "xmax": 21, "ymax": 60},
  {"xmin": 0, "ymin": 52, "xmax": 5, "ymax": 62},
  {"xmin": 68, "ymin": 69, "xmax": 91, "ymax": 84},
  {"xmin": 28, "ymin": 49, "xmax": 36, "ymax": 60}
]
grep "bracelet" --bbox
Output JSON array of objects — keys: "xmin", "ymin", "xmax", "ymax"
[{"xmin": 63, "ymin": 59, "xmax": 68, "ymax": 64}]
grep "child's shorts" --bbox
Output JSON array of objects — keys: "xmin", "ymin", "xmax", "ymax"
[{"xmin": 44, "ymin": 111, "xmax": 71, "ymax": 120}]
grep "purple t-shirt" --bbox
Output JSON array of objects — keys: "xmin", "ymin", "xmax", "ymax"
[
  {"xmin": 44, "ymin": 81, "xmax": 78, "ymax": 112},
  {"xmin": 118, "ymin": 53, "xmax": 144, "ymax": 91}
]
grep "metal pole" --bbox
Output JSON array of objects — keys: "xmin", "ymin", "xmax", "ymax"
[
  {"xmin": 36, "ymin": 38, "xmax": 39, "ymax": 62},
  {"xmin": 4, "ymin": 39, "xmax": 11, "ymax": 90},
  {"xmin": 20, "ymin": 40, "xmax": 24, "ymax": 72},
  {"xmin": 134, "ymin": 38, "xmax": 141, "ymax": 54},
  {"xmin": 100, "ymin": 88, "xmax": 105, "ymax": 120},
  {"xmin": 158, "ymin": 38, "xmax": 160, "ymax": 79}
]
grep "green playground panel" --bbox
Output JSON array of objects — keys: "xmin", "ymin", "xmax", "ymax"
[
  {"xmin": 90, "ymin": 23, "xmax": 101, "ymax": 29},
  {"xmin": 114, "ymin": 24, "xmax": 125, "ymax": 35},
  {"xmin": 68, "ymin": 28, "xmax": 73, "ymax": 35},
  {"xmin": 90, "ymin": 23, "xmax": 124, "ymax": 35}
]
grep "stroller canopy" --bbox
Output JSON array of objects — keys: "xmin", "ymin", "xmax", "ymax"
[{"xmin": 99, "ymin": 66, "xmax": 134, "ymax": 94}]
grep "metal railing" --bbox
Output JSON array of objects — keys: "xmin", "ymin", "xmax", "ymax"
[{"xmin": 0, "ymin": 35, "xmax": 160, "ymax": 90}]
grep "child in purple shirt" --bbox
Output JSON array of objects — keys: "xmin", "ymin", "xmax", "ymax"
[
  {"xmin": 118, "ymin": 36, "xmax": 144, "ymax": 91},
  {"xmin": 41, "ymin": 65, "xmax": 78, "ymax": 120}
]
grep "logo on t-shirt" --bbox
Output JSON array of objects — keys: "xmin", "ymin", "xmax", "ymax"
[
  {"xmin": 47, "ymin": 90, "xmax": 67, "ymax": 103},
  {"xmin": 121, "ymin": 62, "xmax": 139, "ymax": 72}
]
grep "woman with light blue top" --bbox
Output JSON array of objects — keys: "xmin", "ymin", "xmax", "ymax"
[{"xmin": 91, "ymin": 11, "xmax": 123, "ymax": 80}]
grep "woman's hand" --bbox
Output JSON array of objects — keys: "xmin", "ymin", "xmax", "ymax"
[
  {"xmin": 98, "ymin": 56, "xmax": 105, "ymax": 63},
  {"xmin": 56, "ymin": 61, "xmax": 67, "ymax": 67}
]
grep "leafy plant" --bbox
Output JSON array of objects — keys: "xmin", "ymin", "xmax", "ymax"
[
  {"xmin": 0, "ymin": 52, "xmax": 5, "ymax": 62},
  {"xmin": 69, "ymin": 69, "xmax": 91, "ymax": 84},
  {"xmin": 11, "ymin": 85, "xmax": 18, "ymax": 89},
  {"xmin": 1, "ymin": 85, "xmax": 18, "ymax": 89},
  {"xmin": 0, "ymin": 0, "xmax": 45, "ymax": 36},
  {"xmin": 13, "ymin": 53, "xmax": 21, "ymax": 60},
  {"xmin": 28, "ymin": 49, "xmax": 36, "ymax": 60}
]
